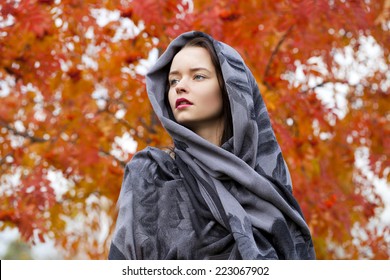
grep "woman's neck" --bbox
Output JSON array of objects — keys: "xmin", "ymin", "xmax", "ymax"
[{"xmin": 191, "ymin": 119, "xmax": 224, "ymax": 146}]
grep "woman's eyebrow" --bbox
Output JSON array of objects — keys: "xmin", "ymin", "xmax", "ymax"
[
  {"xmin": 168, "ymin": 70, "xmax": 180, "ymax": 76},
  {"xmin": 169, "ymin": 67, "xmax": 211, "ymax": 76},
  {"xmin": 189, "ymin": 67, "xmax": 211, "ymax": 73}
]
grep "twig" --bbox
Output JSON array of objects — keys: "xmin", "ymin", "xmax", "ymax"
[
  {"xmin": 0, "ymin": 119, "xmax": 48, "ymax": 143},
  {"xmin": 263, "ymin": 25, "xmax": 294, "ymax": 89},
  {"xmin": 98, "ymin": 148, "xmax": 126, "ymax": 168}
]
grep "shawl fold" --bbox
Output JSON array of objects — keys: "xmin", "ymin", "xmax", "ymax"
[{"xmin": 109, "ymin": 31, "xmax": 315, "ymax": 260}]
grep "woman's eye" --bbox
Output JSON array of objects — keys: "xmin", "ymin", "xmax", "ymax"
[
  {"xmin": 194, "ymin": 74, "xmax": 205, "ymax": 80},
  {"xmin": 169, "ymin": 79, "xmax": 179, "ymax": 86}
]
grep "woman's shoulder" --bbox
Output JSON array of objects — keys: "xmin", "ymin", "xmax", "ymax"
[
  {"xmin": 125, "ymin": 146, "xmax": 179, "ymax": 179},
  {"xmin": 128, "ymin": 146, "xmax": 174, "ymax": 166}
]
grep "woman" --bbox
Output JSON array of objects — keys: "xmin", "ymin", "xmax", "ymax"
[{"xmin": 108, "ymin": 31, "xmax": 315, "ymax": 260}]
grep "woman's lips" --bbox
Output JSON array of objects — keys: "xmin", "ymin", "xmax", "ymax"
[{"xmin": 176, "ymin": 98, "xmax": 193, "ymax": 109}]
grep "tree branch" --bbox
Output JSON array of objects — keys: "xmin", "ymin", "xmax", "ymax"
[
  {"xmin": 263, "ymin": 25, "xmax": 294, "ymax": 89},
  {"xmin": 98, "ymin": 148, "xmax": 126, "ymax": 168},
  {"xmin": 0, "ymin": 119, "xmax": 48, "ymax": 143},
  {"xmin": 300, "ymin": 78, "xmax": 357, "ymax": 95},
  {"xmin": 0, "ymin": 152, "xmax": 14, "ymax": 166}
]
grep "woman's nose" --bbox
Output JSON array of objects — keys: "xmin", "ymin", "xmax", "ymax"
[{"xmin": 175, "ymin": 79, "xmax": 188, "ymax": 94}]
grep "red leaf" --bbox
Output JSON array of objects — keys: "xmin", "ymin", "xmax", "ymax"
[{"xmin": 13, "ymin": 0, "xmax": 53, "ymax": 38}]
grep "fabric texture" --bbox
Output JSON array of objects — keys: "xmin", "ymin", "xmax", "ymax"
[{"xmin": 109, "ymin": 31, "xmax": 316, "ymax": 260}]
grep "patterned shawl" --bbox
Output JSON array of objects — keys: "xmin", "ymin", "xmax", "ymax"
[{"xmin": 108, "ymin": 31, "xmax": 315, "ymax": 260}]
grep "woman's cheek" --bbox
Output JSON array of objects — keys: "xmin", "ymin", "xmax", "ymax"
[{"xmin": 168, "ymin": 91, "xmax": 175, "ymax": 111}]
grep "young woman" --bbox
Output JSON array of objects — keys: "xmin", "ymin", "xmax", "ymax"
[{"xmin": 108, "ymin": 31, "xmax": 315, "ymax": 260}]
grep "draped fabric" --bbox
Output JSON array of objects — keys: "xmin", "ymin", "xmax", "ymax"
[{"xmin": 108, "ymin": 31, "xmax": 315, "ymax": 260}]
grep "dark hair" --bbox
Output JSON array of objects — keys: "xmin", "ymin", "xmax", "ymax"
[{"xmin": 173, "ymin": 37, "xmax": 233, "ymax": 146}]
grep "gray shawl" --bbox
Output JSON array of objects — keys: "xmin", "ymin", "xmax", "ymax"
[{"xmin": 109, "ymin": 31, "xmax": 315, "ymax": 260}]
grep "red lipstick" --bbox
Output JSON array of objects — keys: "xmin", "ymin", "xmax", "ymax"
[{"xmin": 175, "ymin": 98, "xmax": 193, "ymax": 109}]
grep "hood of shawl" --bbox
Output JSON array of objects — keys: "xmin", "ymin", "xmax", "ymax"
[{"xmin": 146, "ymin": 31, "xmax": 279, "ymax": 171}]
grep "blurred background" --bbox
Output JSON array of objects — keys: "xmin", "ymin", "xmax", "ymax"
[{"xmin": 0, "ymin": 0, "xmax": 389, "ymax": 259}]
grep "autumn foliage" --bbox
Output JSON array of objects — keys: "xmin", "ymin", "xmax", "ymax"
[{"xmin": 0, "ymin": 0, "xmax": 389, "ymax": 259}]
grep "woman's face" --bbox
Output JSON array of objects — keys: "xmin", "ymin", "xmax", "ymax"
[{"xmin": 168, "ymin": 46, "xmax": 223, "ymax": 133}]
